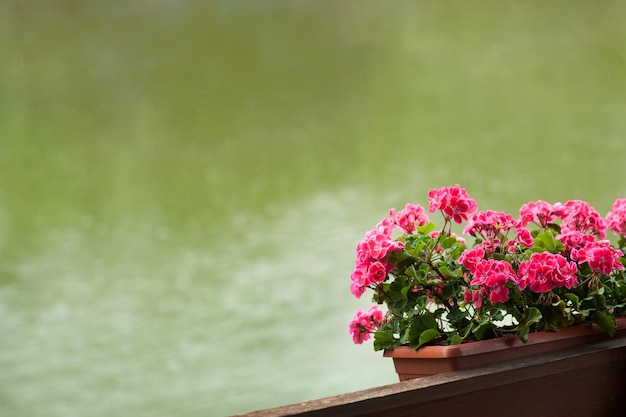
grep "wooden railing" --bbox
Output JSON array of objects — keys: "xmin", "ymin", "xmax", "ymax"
[{"xmin": 232, "ymin": 337, "xmax": 626, "ymax": 417}]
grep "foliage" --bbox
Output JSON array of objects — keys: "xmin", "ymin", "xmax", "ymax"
[{"xmin": 348, "ymin": 185, "xmax": 626, "ymax": 351}]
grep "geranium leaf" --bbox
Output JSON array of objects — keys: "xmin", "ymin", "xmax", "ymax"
[
  {"xmin": 417, "ymin": 222, "xmax": 436, "ymax": 235},
  {"xmin": 407, "ymin": 243, "xmax": 426, "ymax": 257},
  {"xmin": 416, "ymin": 295, "xmax": 429, "ymax": 309},
  {"xmin": 404, "ymin": 265, "xmax": 418, "ymax": 279},
  {"xmin": 449, "ymin": 333, "xmax": 463, "ymax": 345},
  {"xmin": 472, "ymin": 321, "xmax": 492, "ymax": 341},
  {"xmin": 373, "ymin": 331, "xmax": 398, "ymax": 351},
  {"xmin": 519, "ymin": 307, "xmax": 542, "ymax": 327},
  {"xmin": 593, "ymin": 311, "xmax": 616, "ymax": 337},
  {"xmin": 418, "ymin": 329, "xmax": 440, "ymax": 348},
  {"xmin": 408, "ymin": 314, "xmax": 439, "ymax": 348},
  {"xmin": 438, "ymin": 265, "xmax": 453, "ymax": 278},
  {"xmin": 564, "ymin": 293, "xmax": 580, "ymax": 309},
  {"xmin": 531, "ymin": 230, "xmax": 564, "ymax": 253},
  {"xmin": 440, "ymin": 236, "xmax": 457, "ymax": 249},
  {"xmin": 516, "ymin": 307, "xmax": 542, "ymax": 342}
]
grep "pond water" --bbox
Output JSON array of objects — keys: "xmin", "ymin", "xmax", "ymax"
[{"xmin": 2, "ymin": 1, "xmax": 626, "ymax": 416}]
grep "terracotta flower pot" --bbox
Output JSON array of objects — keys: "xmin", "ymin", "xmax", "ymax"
[{"xmin": 384, "ymin": 318, "xmax": 626, "ymax": 381}]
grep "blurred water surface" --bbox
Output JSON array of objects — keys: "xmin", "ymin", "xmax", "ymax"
[{"xmin": 2, "ymin": 1, "xmax": 626, "ymax": 416}]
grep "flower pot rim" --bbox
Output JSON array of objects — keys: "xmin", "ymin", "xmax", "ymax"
[{"xmin": 383, "ymin": 317, "xmax": 626, "ymax": 359}]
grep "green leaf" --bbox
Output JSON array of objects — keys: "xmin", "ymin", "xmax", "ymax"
[
  {"xmin": 407, "ymin": 243, "xmax": 426, "ymax": 258},
  {"xmin": 448, "ymin": 333, "xmax": 464, "ymax": 345},
  {"xmin": 472, "ymin": 320, "xmax": 493, "ymax": 341},
  {"xmin": 438, "ymin": 265, "xmax": 453, "ymax": 279},
  {"xmin": 390, "ymin": 298, "xmax": 408, "ymax": 312},
  {"xmin": 516, "ymin": 307, "xmax": 542, "ymax": 343},
  {"xmin": 399, "ymin": 328, "xmax": 410, "ymax": 345},
  {"xmin": 447, "ymin": 306, "xmax": 472, "ymax": 327},
  {"xmin": 373, "ymin": 331, "xmax": 398, "ymax": 351},
  {"xmin": 388, "ymin": 289, "xmax": 404, "ymax": 302},
  {"xmin": 492, "ymin": 309, "xmax": 507, "ymax": 321},
  {"xmin": 593, "ymin": 311, "xmax": 616, "ymax": 337},
  {"xmin": 542, "ymin": 300, "xmax": 574, "ymax": 331},
  {"xmin": 531, "ymin": 230, "xmax": 565, "ymax": 253},
  {"xmin": 564, "ymin": 293, "xmax": 580, "ymax": 309},
  {"xmin": 401, "ymin": 285, "xmax": 411, "ymax": 298},
  {"xmin": 408, "ymin": 314, "xmax": 440, "ymax": 349},
  {"xmin": 546, "ymin": 223, "xmax": 562, "ymax": 234},
  {"xmin": 516, "ymin": 326, "xmax": 530, "ymax": 343},
  {"xmin": 418, "ymin": 329, "xmax": 440, "ymax": 348},
  {"xmin": 440, "ymin": 236, "xmax": 458, "ymax": 249},
  {"xmin": 439, "ymin": 264, "xmax": 463, "ymax": 279},
  {"xmin": 442, "ymin": 282, "xmax": 460, "ymax": 300},
  {"xmin": 492, "ymin": 252, "xmax": 507, "ymax": 261},
  {"xmin": 418, "ymin": 263, "xmax": 430, "ymax": 276},
  {"xmin": 447, "ymin": 244, "xmax": 466, "ymax": 259},
  {"xmin": 417, "ymin": 222, "xmax": 436, "ymax": 235},
  {"xmin": 404, "ymin": 265, "xmax": 418, "ymax": 279},
  {"xmin": 416, "ymin": 295, "xmax": 429, "ymax": 309},
  {"xmin": 519, "ymin": 307, "xmax": 542, "ymax": 326},
  {"xmin": 595, "ymin": 293, "xmax": 607, "ymax": 310},
  {"xmin": 578, "ymin": 262, "xmax": 592, "ymax": 276},
  {"xmin": 553, "ymin": 299, "xmax": 573, "ymax": 320}
]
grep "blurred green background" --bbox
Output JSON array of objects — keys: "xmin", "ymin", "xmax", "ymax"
[{"xmin": 1, "ymin": 1, "xmax": 626, "ymax": 416}]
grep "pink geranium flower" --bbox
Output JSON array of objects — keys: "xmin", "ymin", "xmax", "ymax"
[
  {"xmin": 349, "ymin": 281, "xmax": 367, "ymax": 299},
  {"xmin": 606, "ymin": 198, "xmax": 626, "ymax": 236},
  {"xmin": 519, "ymin": 200, "xmax": 559, "ymax": 228},
  {"xmin": 428, "ymin": 184, "xmax": 478, "ymax": 224},
  {"xmin": 463, "ymin": 288, "xmax": 483, "ymax": 309},
  {"xmin": 459, "ymin": 247, "xmax": 485, "ymax": 274},
  {"xmin": 374, "ymin": 216, "xmax": 397, "ymax": 237},
  {"xmin": 363, "ymin": 261, "xmax": 394, "ymax": 286},
  {"xmin": 392, "ymin": 203, "xmax": 429, "ymax": 234},
  {"xmin": 559, "ymin": 200, "xmax": 607, "ymax": 239},
  {"xmin": 556, "ymin": 229, "xmax": 595, "ymax": 255},
  {"xmin": 517, "ymin": 252, "xmax": 578, "ymax": 293},
  {"xmin": 515, "ymin": 226, "xmax": 534, "ymax": 248},
  {"xmin": 360, "ymin": 230, "xmax": 404, "ymax": 260},
  {"xmin": 350, "ymin": 223, "xmax": 405, "ymax": 299},
  {"xmin": 570, "ymin": 240, "xmax": 624, "ymax": 275},
  {"xmin": 349, "ymin": 306, "xmax": 384, "ymax": 344},
  {"xmin": 464, "ymin": 210, "xmax": 517, "ymax": 239},
  {"xmin": 468, "ymin": 260, "xmax": 517, "ymax": 304},
  {"xmin": 484, "ymin": 272, "xmax": 511, "ymax": 303},
  {"xmin": 464, "ymin": 210, "xmax": 523, "ymax": 254}
]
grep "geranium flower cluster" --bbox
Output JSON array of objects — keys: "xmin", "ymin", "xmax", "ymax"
[
  {"xmin": 349, "ymin": 306, "xmax": 384, "ymax": 344},
  {"xmin": 427, "ymin": 184, "xmax": 477, "ymax": 224},
  {"xmin": 349, "ymin": 204, "xmax": 426, "ymax": 299},
  {"xmin": 517, "ymin": 252, "xmax": 578, "ymax": 293},
  {"xmin": 348, "ymin": 185, "xmax": 626, "ymax": 350},
  {"xmin": 606, "ymin": 198, "xmax": 626, "ymax": 236}
]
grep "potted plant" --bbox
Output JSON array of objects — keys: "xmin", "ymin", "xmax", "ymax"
[{"xmin": 348, "ymin": 184, "xmax": 626, "ymax": 380}]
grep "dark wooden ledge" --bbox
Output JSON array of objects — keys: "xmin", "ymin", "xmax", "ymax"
[{"xmin": 232, "ymin": 337, "xmax": 626, "ymax": 417}]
